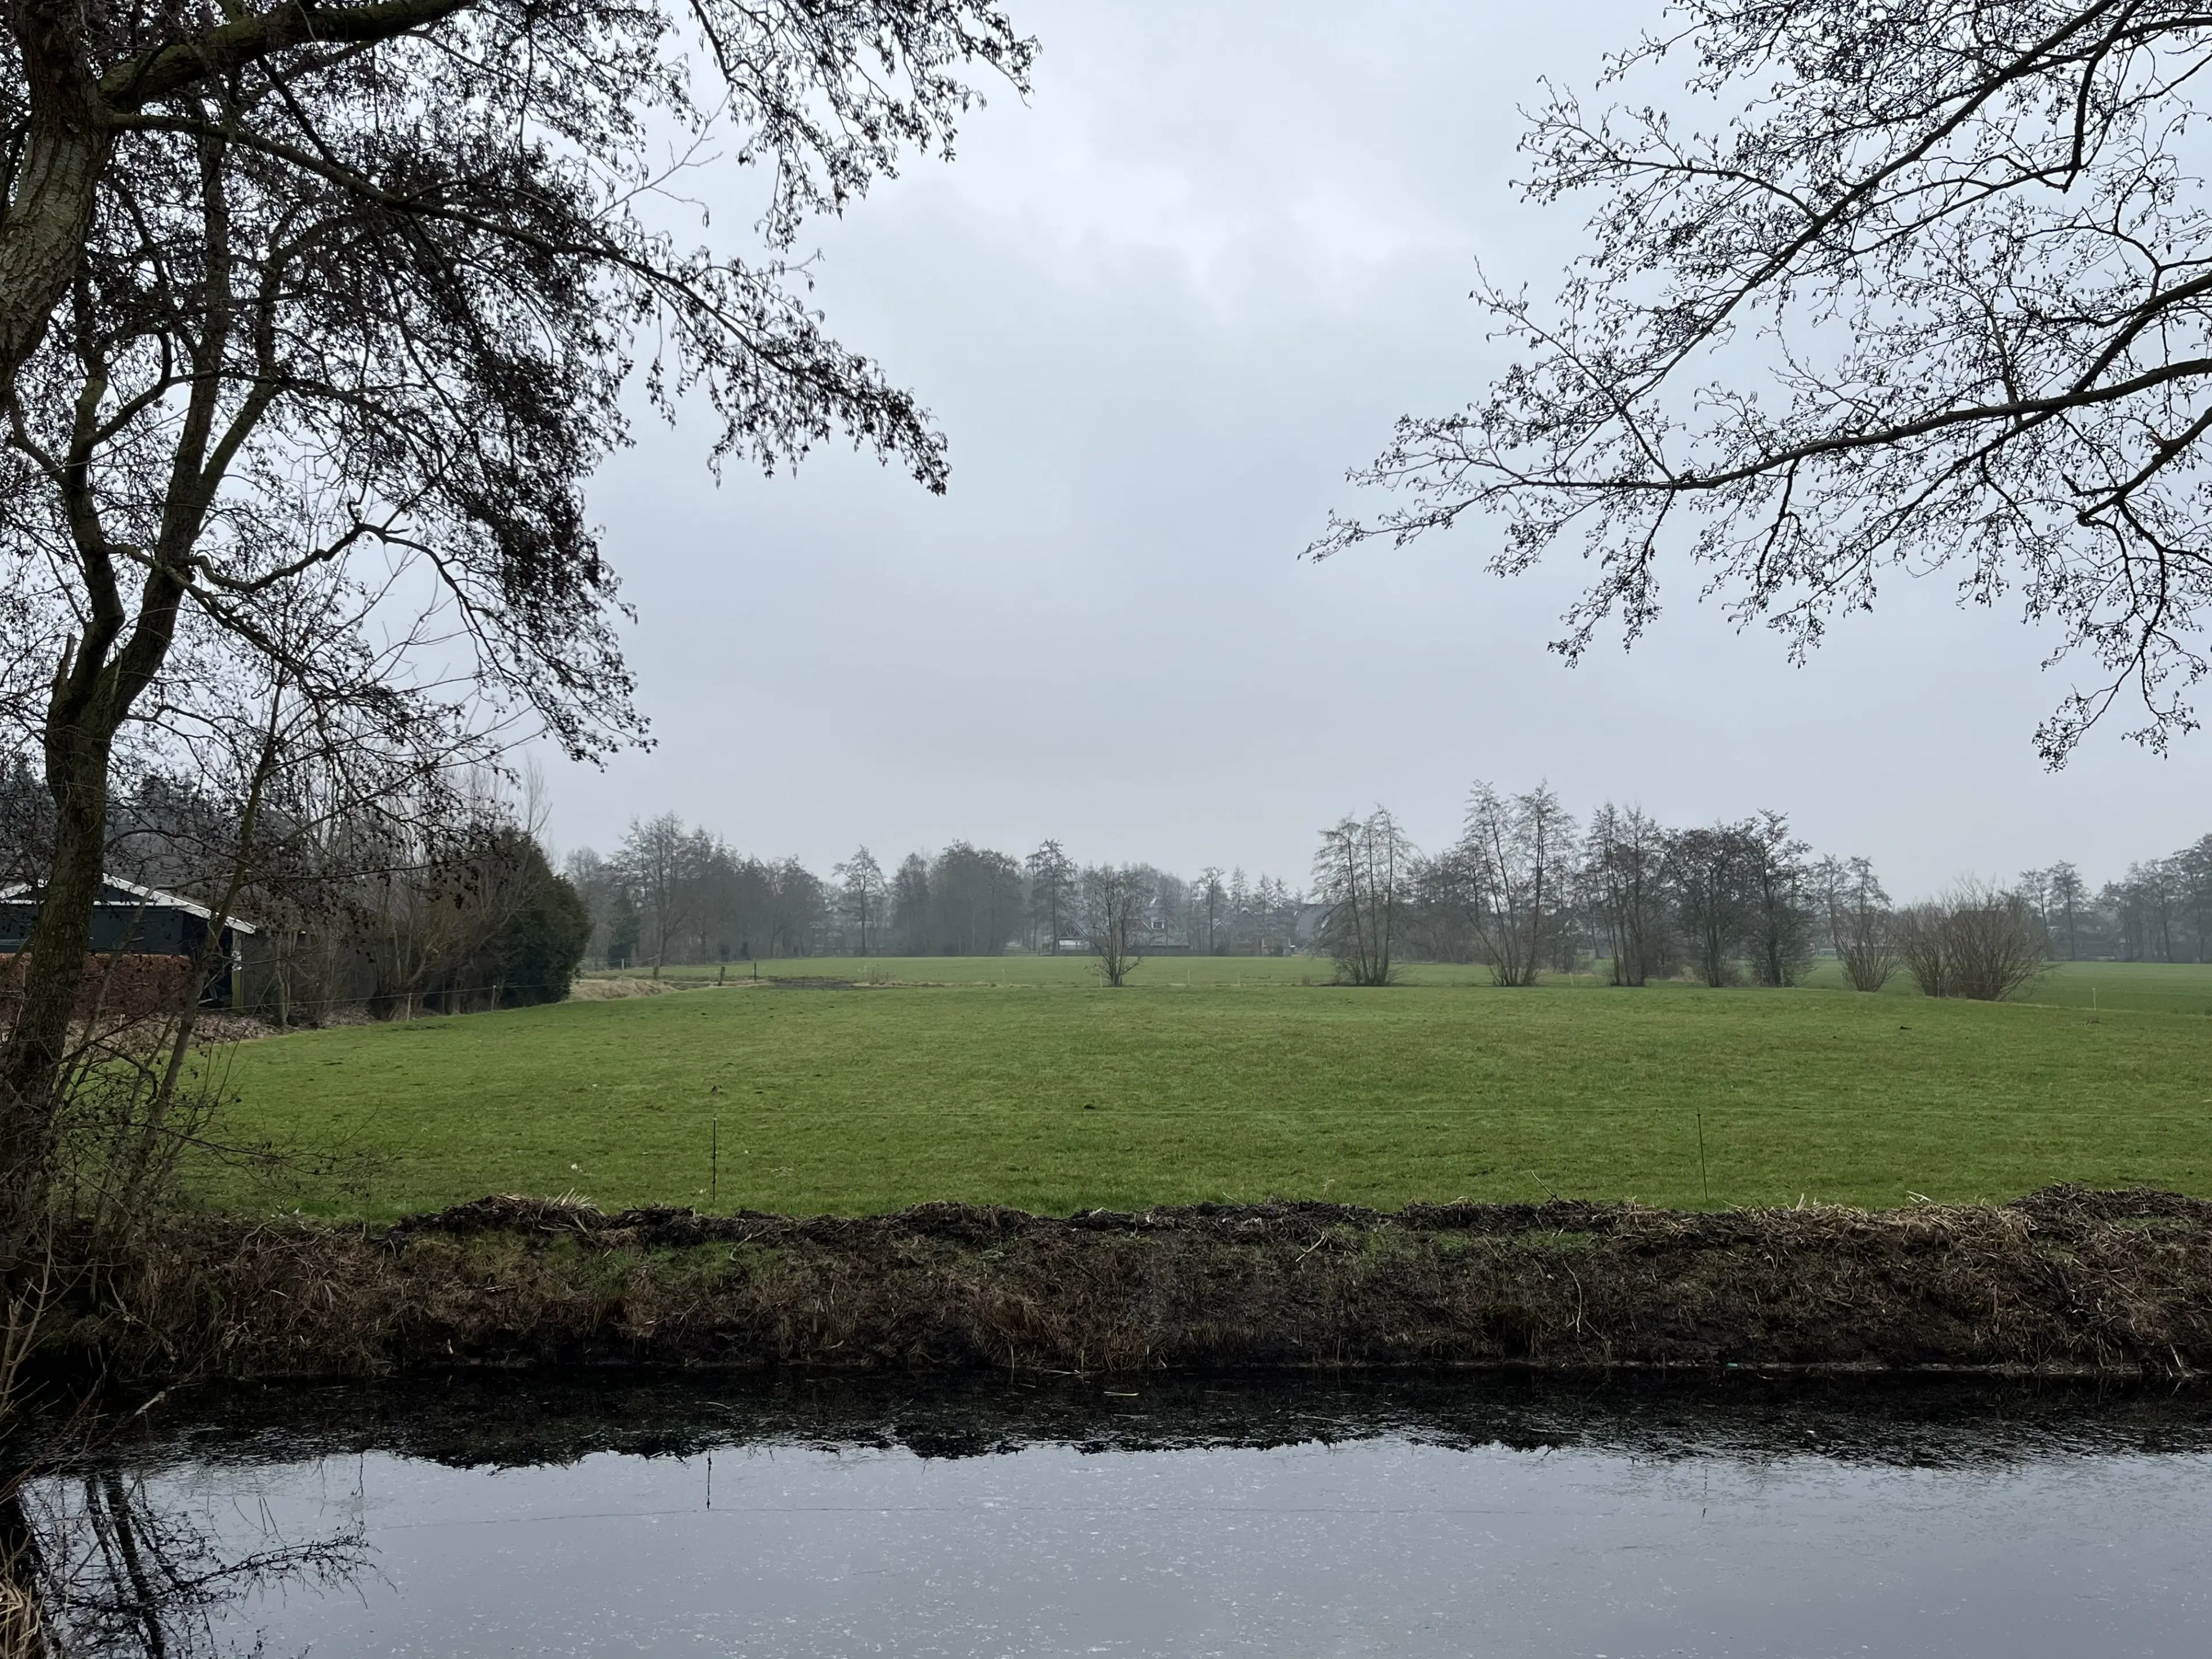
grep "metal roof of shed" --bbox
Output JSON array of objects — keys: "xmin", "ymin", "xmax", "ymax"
[{"xmin": 0, "ymin": 876, "xmax": 257, "ymax": 934}]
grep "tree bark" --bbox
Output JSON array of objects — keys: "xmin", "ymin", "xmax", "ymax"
[
  {"xmin": 0, "ymin": 2, "xmax": 109, "ymax": 397},
  {"xmin": 1, "ymin": 13, "xmax": 123, "ymax": 1208},
  {"xmin": 0, "ymin": 699, "xmax": 112, "ymax": 1208}
]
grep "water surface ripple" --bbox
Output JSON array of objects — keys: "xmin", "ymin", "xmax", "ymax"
[{"xmin": 32, "ymin": 1375, "xmax": 2212, "ymax": 1657}]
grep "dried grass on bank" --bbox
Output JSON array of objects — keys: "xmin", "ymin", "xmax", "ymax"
[
  {"xmin": 32, "ymin": 1185, "xmax": 2212, "ymax": 1383},
  {"xmin": 563, "ymin": 976, "xmax": 681, "ymax": 1000}
]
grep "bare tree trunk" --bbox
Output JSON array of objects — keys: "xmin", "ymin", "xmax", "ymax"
[
  {"xmin": 0, "ymin": 709, "xmax": 112, "ymax": 1213},
  {"xmin": 0, "ymin": 9, "xmax": 107, "ymax": 396}
]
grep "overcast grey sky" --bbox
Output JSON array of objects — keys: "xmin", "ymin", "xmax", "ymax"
[{"xmin": 546, "ymin": 0, "xmax": 2208, "ymax": 895}]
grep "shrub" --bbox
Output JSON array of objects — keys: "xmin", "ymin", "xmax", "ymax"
[
  {"xmin": 1942, "ymin": 883, "xmax": 2050, "ymax": 1002},
  {"xmin": 1900, "ymin": 884, "xmax": 2048, "ymax": 1002},
  {"xmin": 498, "ymin": 874, "xmax": 592, "ymax": 1006},
  {"xmin": 1897, "ymin": 903, "xmax": 1948, "ymax": 999}
]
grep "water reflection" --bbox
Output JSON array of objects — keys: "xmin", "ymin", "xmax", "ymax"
[
  {"xmin": 16, "ymin": 1374, "xmax": 2212, "ymax": 1657},
  {"xmin": 0, "ymin": 1464, "xmax": 363, "ymax": 1658}
]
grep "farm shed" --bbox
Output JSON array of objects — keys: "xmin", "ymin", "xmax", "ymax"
[{"xmin": 0, "ymin": 877, "xmax": 259, "ymax": 1007}]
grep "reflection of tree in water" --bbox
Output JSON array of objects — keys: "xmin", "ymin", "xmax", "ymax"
[{"xmin": 0, "ymin": 1468, "xmax": 364, "ymax": 1658}]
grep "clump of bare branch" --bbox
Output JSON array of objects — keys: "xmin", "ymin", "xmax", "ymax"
[
  {"xmin": 1821, "ymin": 856, "xmax": 1899, "ymax": 993},
  {"xmin": 1457, "ymin": 783, "xmax": 1577, "ymax": 986},
  {"xmin": 1900, "ymin": 882, "xmax": 2050, "ymax": 1002},
  {"xmin": 1080, "ymin": 866, "xmax": 1149, "ymax": 988},
  {"xmin": 1313, "ymin": 809, "xmax": 1412, "ymax": 986},
  {"xmin": 1317, "ymin": 2, "xmax": 2212, "ymax": 764}
]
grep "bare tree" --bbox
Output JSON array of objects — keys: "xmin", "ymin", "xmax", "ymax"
[
  {"xmin": 917, "ymin": 843, "xmax": 1023, "ymax": 956},
  {"xmin": 1897, "ymin": 903, "xmax": 1950, "ymax": 1001},
  {"xmin": 891, "ymin": 854, "xmax": 933, "ymax": 956},
  {"xmin": 618, "ymin": 815, "xmax": 701, "ymax": 980},
  {"xmin": 1904, "ymin": 882, "xmax": 2050, "ymax": 1002},
  {"xmin": 1585, "ymin": 802, "xmax": 1672, "ymax": 986},
  {"xmin": 1403, "ymin": 848, "xmax": 1480, "ymax": 964},
  {"xmin": 1312, "ymin": 809, "xmax": 1412, "ymax": 986},
  {"xmin": 1669, "ymin": 823, "xmax": 1753, "ymax": 988},
  {"xmin": 1945, "ymin": 882, "xmax": 2054, "ymax": 1001},
  {"xmin": 2, "ymin": 1461, "xmax": 365, "ymax": 1657},
  {"xmin": 1458, "ymin": 782, "xmax": 1577, "ymax": 987},
  {"xmin": 1080, "ymin": 865, "xmax": 1148, "ymax": 988},
  {"xmin": 1819, "ymin": 855, "xmax": 1899, "ymax": 993},
  {"xmin": 834, "ymin": 849, "xmax": 888, "ymax": 957},
  {"xmin": 2179, "ymin": 836, "xmax": 2212, "ymax": 961},
  {"xmin": 1743, "ymin": 811, "xmax": 1815, "ymax": 988},
  {"xmin": 1315, "ymin": 3, "xmax": 2212, "ymax": 764}
]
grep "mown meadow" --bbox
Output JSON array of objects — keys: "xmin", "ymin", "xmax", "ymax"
[{"xmin": 195, "ymin": 959, "xmax": 2212, "ymax": 1221}]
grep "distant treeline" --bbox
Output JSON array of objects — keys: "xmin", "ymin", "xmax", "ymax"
[
  {"xmin": 563, "ymin": 794, "xmax": 2212, "ymax": 976},
  {"xmin": 7, "ymin": 752, "xmax": 2203, "ymax": 1009},
  {"xmin": 562, "ymin": 815, "xmax": 1304, "ymax": 969}
]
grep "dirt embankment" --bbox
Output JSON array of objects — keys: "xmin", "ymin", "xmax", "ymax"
[{"xmin": 48, "ymin": 1185, "xmax": 2212, "ymax": 1382}]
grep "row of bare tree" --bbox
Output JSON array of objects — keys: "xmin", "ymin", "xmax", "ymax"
[
  {"xmin": 1311, "ymin": 786, "xmax": 2051, "ymax": 1000},
  {"xmin": 560, "ymin": 819, "xmax": 1310, "ymax": 968},
  {"xmin": 2018, "ymin": 838, "xmax": 2212, "ymax": 964},
  {"xmin": 556, "ymin": 787, "xmax": 2194, "ymax": 1001}
]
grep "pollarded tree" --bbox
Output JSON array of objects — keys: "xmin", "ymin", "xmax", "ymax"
[
  {"xmin": 1458, "ymin": 782, "xmax": 1577, "ymax": 987},
  {"xmin": 1819, "ymin": 854, "xmax": 1899, "ymax": 993},
  {"xmin": 1316, "ymin": 3, "xmax": 2212, "ymax": 763},
  {"xmin": 1741, "ymin": 810, "xmax": 1814, "ymax": 988},
  {"xmin": 1312, "ymin": 808, "xmax": 1412, "ymax": 986},
  {"xmin": 1585, "ymin": 801, "xmax": 1673, "ymax": 986},
  {"xmin": 1903, "ymin": 881, "xmax": 2050, "ymax": 1001},
  {"xmin": 1941, "ymin": 883, "xmax": 2052, "ymax": 1001},
  {"xmin": 0, "ymin": 0, "xmax": 1033, "ymax": 1188}
]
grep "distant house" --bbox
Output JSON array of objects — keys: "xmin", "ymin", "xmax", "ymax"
[
  {"xmin": 1054, "ymin": 933, "xmax": 1195, "ymax": 957},
  {"xmin": 0, "ymin": 877, "xmax": 259, "ymax": 1006}
]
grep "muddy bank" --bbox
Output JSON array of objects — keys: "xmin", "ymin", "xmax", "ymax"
[
  {"xmin": 43, "ymin": 1368, "xmax": 2212, "ymax": 1477},
  {"xmin": 44, "ymin": 1184, "xmax": 2212, "ymax": 1382}
]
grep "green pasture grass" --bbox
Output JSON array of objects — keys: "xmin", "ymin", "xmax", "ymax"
[
  {"xmin": 595, "ymin": 955, "xmax": 1548, "ymax": 989},
  {"xmin": 642, "ymin": 955, "xmax": 2212, "ymax": 1009},
  {"xmin": 198, "ymin": 959, "xmax": 2212, "ymax": 1222},
  {"xmin": 1794, "ymin": 956, "xmax": 2212, "ymax": 1012}
]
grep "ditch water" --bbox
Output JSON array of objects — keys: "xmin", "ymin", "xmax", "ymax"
[{"xmin": 15, "ymin": 1373, "xmax": 2212, "ymax": 1657}]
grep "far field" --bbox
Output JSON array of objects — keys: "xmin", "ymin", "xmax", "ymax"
[{"xmin": 195, "ymin": 959, "xmax": 2212, "ymax": 1221}]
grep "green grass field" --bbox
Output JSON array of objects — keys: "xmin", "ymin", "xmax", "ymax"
[{"xmin": 196, "ymin": 958, "xmax": 2212, "ymax": 1222}]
